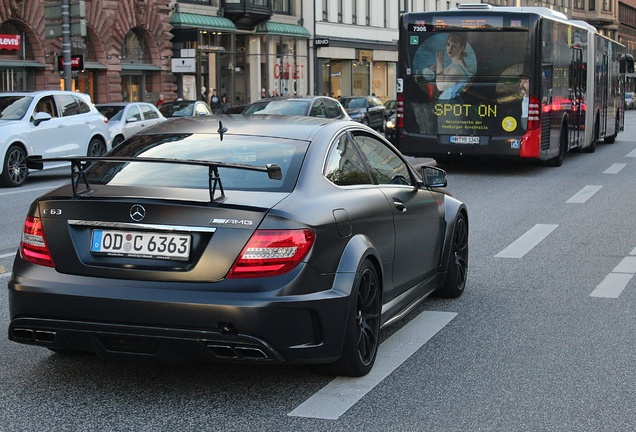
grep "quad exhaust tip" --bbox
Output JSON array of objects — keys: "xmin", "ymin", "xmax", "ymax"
[{"xmin": 12, "ymin": 328, "xmax": 57, "ymax": 344}]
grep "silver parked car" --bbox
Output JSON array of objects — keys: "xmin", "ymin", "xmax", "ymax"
[
  {"xmin": 0, "ymin": 90, "xmax": 111, "ymax": 187},
  {"xmin": 96, "ymin": 102, "xmax": 167, "ymax": 147}
]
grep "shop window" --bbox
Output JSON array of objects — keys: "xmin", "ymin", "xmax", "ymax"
[{"xmin": 122, "ymin": 30, "xmax": 146, "ymax": 63}]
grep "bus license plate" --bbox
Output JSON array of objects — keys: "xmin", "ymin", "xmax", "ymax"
[
  {"xmin": 90, "ymin": 229, "xmax": 191, "ymax": 261},
  {"xmin": 450, "ymin": 136, "xmax": 480, "ymax": 144}
]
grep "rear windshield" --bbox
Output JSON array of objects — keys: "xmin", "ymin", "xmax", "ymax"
[
  {"xmin": 85, "ymin": 133, "xmax": 308, "ymax": 192},
  {"xmin": 243, "ymin": 100, "xmax": 310, "ymax": 116}
]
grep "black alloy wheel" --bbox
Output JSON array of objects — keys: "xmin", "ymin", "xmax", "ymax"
[
  {"xmin": 437, "ymin": 212, "xmax": 468, "ymax": 298},
  {"xmin": 328, "ymin": 259, "xmax": 381, "ymax": 377},
  {"xmin": 1, "ymin": 145, "xmax": 28, "ymax": 187}
]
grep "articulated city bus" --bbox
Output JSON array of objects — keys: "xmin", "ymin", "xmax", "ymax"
[{"xmin": 396, "ymin": 5, "xmax": 633, "ymax": 166}]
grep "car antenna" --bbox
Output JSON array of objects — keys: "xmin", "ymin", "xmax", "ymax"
[{"xmin": 217, "ymin": 121, "xmax": 228, "ymax": 141}]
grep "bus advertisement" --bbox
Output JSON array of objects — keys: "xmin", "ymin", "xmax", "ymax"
[{"xmin": 396, "ymin": 5, "xmax": 631, "ymax": 166}]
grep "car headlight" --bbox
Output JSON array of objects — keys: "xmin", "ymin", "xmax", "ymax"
[{"xmin": 385, "ymin": 119, "xmax": 395, "ymax": 129}]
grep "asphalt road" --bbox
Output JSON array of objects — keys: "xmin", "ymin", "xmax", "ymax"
[{"xmin": 2, "ymin": 113, "xmax": 636, "ymax": 431}]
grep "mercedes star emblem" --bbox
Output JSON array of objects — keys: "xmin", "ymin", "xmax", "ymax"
[{"xmin": 129, "ymin": 204, "xmax": 146, "ymax": 222}]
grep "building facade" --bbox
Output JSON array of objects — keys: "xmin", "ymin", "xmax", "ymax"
[
  {"xmin": 1, "ymin": 0, "xmax": 633, "ymax": 105},
  {"xmin": 0, "ymin": 0, "xmax": 173, "ymax": 103}
]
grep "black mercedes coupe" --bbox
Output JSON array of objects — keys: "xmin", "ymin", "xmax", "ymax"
[{"xmin": 8, "ymin": 114, "xmax": 468, "ymax": 377}]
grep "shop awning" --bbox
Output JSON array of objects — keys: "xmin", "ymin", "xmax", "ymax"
[
  {"xmin": 0, "ymin": 60, "xmax": 45, "ymax": 68},
  {"xmin": 171, "ymin": 12, "xmax": 237, "ymax": 32},
  {"xmin": 256, "ymin": 22, "xmax": 311, "ymax": 38},
  {"xmin": 84, "ymin": 61, "xmax": 107, "ymax": 70}
]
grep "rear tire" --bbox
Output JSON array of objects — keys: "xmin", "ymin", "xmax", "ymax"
[
  {"xmin": 0, "ymin": 144, "xmax": 28, "ymax": 187},
  {"xmin": 436, "ymin": 212, "xmax": 468, "ymax": 298},
  {"xmin": 547, "ymin": 126, "xmax": 567, "ymax": 167},
  {"xmin": 326, "ymin": 259, "xmax": 381, "ymax": 377}
]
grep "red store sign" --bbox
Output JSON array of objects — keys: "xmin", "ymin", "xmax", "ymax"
[{"xmin": 0, "ymin": 34, "xmax": 21, "ymax": 51}]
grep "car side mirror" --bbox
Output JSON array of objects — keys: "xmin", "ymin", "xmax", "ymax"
[
  {"xmin": 421, "ymin": 166, "xmax": 447, "ymax": 188},
  {"xmin": 32, "ymin": 111, "xmax": 52, "ymax": 126},
  {"xmin": 126, "ymin": 115, "xmax": 138, "ymax": 123}
]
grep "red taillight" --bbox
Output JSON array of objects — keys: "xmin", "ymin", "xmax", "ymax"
[
  {"xmin": 396, "ymin": 93, "xmax": 404, "ymax": 128},
  {"xmin": 227, "ymin": 229, "xmax": 315, "ymax": 278},
  {"xmin": 21, "ymin": 216, "xmax": 54, "ymax": 267},
  {"xmin": 527, "ymin": 96, "xmax": 541, "ymax": 131}
]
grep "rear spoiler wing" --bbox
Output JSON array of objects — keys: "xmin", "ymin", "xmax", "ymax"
[{"xmin": 27, "ymin": 155, "xmax": 282, "ymax": 204}]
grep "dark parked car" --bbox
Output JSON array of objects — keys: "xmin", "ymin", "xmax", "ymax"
[
  {"xmin": 384, "ymin": 99, "xmax": 397, "ymax": 117},
  {"xmin": 339, "ymin": 95, "xmax": 387, "ymax": 130},
  {"xmin": 158, "ymin": 100, "xmax": 212, "ymax": 117},
  {"xmin": 9, "ymin": 115, "xmax": 468, "ymax": 377},
  {"xmin": 242, "ymin": 95, "xmax": 350, "ymax": 120}
]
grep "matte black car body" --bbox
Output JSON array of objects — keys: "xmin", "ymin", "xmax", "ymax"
[{"xmin": 8, "ymin": 115, "xmax": 468, "ymax": 376}]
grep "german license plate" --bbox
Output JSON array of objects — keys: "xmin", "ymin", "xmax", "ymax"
[
  {"xmin": 90, "ymin": 229, "xmax": 191, "ymax": 261},
  {"xmin": 450, "ymin": 136, "xmax": 480, "ymax": 144}
]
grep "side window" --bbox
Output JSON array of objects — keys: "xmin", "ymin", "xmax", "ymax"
[
  {"xmin": 141, "ymin": 105, "xmax": 159, "ymax": 120},
  {"xmin": 34, "ymin": 96, "xmax": 57, "ymax": 117},
  {"xmin": 74, "ymin": 96, "xmax": 91, "ymax": 114},
  {"xmin": 353, "ymin": 134, "xmax": 413, "ymax": 186},
  {"xmin": 55, "ymin": 94, "xmax": 80, "ymax": 117},
  {"xmin": 324, "ymin": 134, "xmax": 373, "ymax": 186},
  {"xmin": 309, "ymin": 100, "xmax": 326, "ymax": 117},
  {"xmin": 127, "ymin": 105, "xmax": 142, "ymax": 121},
  {"xmin": 323, "ymin": 98, "xmax": 341, "ymax": 118}
]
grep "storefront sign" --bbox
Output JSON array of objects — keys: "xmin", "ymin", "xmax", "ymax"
[
  {"xmin": 0, "ymin": 34, "xmax": 21, "ymax": 51},
  {"xmin": 57, "ymin": 55, "xmax": 84, "ymax": 71},
  {"xmin": 314, "ymin": 38, "xmax": 329, "ymax": 47},
  {"xmin": 171, "ymin": 58, "xmax": 196, "ymax": 73},
  {"xmin": 198, "ymin": 45, "xmax": 225, "ymax": 52},
  {"xmin": 359, "ymin": 50, "xmax": 373, "ymax": 62}
]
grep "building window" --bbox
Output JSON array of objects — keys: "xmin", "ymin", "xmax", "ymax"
[
  {"xmin": 338, "ymin": 0, "xmax": 343, "ymax": 22},
  {"xmin": 366, "ymin": 0, "xmax": 370, "ymax": 25},
  {"xmin": 322, "ymin": 0, "xmax": 328, "ymax": 21},
  {"xmin": 353, "ymin": 0, "xmax": 357, "ymax": 24},
  {"xmin": 589, "ymin": 0, "xmax": 595, "ymax": 11},
  {"xmin": 602, "ymin": 0, "xmax": 611, "ymax": 12},
  {"xmin": 574, "ymin": 0, "xmax": 584, "ymax": 9},
  {"xmin": 273, "ymin": 0, "xmax": 290, "ymax": 13}
]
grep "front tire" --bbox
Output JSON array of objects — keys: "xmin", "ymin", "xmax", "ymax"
[
  {"xmin": 1, "ymin": 145, "xmax": 28, "ymax": 187},
  {"xmin": 436, "ymin": 212, "xmax": 468, "ymax": 298},
  {"xmin": 327, "ymin": 259, "xmax": 381, "ymax": 377},
  {"xmin": 87, "ymin": 137, "xmax": 106, "ymax": 157}
]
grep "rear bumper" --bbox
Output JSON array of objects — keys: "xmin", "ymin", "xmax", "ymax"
[{"xmin": 8, "ymin": 261, "xmax": 354, "ymax": 365}]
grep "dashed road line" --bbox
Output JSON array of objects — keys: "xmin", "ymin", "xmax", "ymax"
[
  {"xmin": 590, "ymin": 254, "xmax": 636, "ymax": 298},
  {"xmin": 288, "ymin": 311, "xmax": 457, "ymax": 420},
  {"xmin": 494, "ymin": 224, "xmax": 558, "ymax": 259},
  {"xmin": 626, "ymin": 148, "xmax": 636, "ymax": 158},
  {"xmin": 603, "ymin": 163, "xmax": 626, "ymax": 174},
  {"xmin": 566, "ymin": 185, "xmax": 602, "ymax": 203}
]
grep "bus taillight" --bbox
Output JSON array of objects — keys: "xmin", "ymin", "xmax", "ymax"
[
  {"xmin": 528, "ymin": 96, "xmax": 541, "ymax": 130},
  {"xmin": 396, "ymin": 93, "xmax": 404, "ymax": 128}
]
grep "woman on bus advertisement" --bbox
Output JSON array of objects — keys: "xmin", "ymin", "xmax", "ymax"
[{"xmin": 412, "ymin": 32, "xmax": 477, "ymax": 135}]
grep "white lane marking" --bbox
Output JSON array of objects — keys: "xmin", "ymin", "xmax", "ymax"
[
  {"xmin": 0, "ymin": 252, "xmax": 16, "ymax": 259},
  {"xmin": 630, "ymin": 247, "xmax": 636, "ymax": 256},
  {"xmin": 626, "ymin": 148, "xmax": 636, "ymax": 158},
  {"xmin": 566, "ymin": 185, "xmax": 602, "ymax": 203},
  {"xmin": 0, "ymin": 185, "xmax": 61, "ymax": 197},
  {"xmin": 590, "ymin": 273, "xmax": 634, "ymax": 298},
  {"xmin": 612, "ymin": 257, "xmax": 636, "ymax": 274},
  {"xmin": 604, "ymin": 163, "xmax": 626, "ymax": 174},
  {"xmin": 494, "ymin": 224, "xmax": 558, "ymax": 259},
  {"xmin": 288, "ymin": 311, "xmax": 457, "ymax": 420}
]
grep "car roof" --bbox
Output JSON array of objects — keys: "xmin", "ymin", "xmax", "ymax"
[
  {"xmin": 96, "ymin": 102, "xmax": 154, "ymax": 106},
  {"xmin": 0, "ymin": 90, "xmax": 90, "ymax": 97},
  {"xmin": 142, "ymin": 114, "xmax": 355, "ymax": 141}
]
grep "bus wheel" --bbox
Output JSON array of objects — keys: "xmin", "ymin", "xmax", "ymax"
[
  {"xmin": 604, "ymin": 116, "xmax": 619, "ymax": 144},
  {"xmin": 584, "ymin": 118, "xmax": 598, "ymax": 153},
  {"xmin": 547, "ymin": 127, "xmax": 566, "ymax": 167}
]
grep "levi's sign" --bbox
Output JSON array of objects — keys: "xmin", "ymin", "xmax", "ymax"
[{"xmin": 0, "ymin": 34, "xmax": 21, "ymax": 51}]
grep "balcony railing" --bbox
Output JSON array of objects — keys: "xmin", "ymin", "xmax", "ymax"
[{"xmin": 221, "ymin": 0, "xmax": 273, "ymax": 30}]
